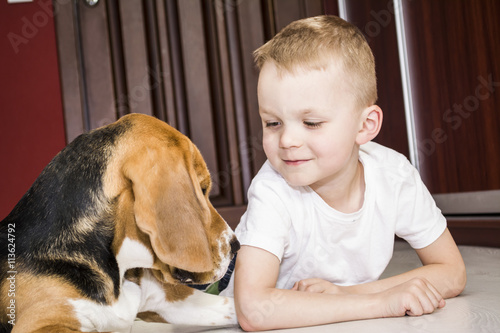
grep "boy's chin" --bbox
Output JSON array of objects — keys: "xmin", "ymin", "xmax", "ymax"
[
  {"xmin": 283, "ymin": 175, "xmax": 313, "ymax": 188},
  {"xmin": 269, "ymin": 161, "xmax": 314, "ymax": 187}
]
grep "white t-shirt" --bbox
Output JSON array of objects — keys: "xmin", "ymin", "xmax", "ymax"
[{"xmin": 221, "ymin": 141, "xmax": 446, "ymax": 296}]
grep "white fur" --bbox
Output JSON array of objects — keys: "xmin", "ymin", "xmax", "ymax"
[
  {"xmin": 69, "ymin": 279, "xmax": 141, "ymax": 332},
  {"xmin": 214, "ymin": 230, "xmax": 234, "ymax": 280},
  {"xmin": 137, "ymin": 270, "xmax": 237, "ymax": 326},
  {"xmin": 116, "ymin": 237, "xmax": 154, "ymax": 277},
  {"xmin": 68, "ymin": 238, "xmax": 153, "ymax": 332}
]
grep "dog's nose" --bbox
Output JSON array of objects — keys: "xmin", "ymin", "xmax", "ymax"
[
  {"xmin": 230, "ymin": 237, "xmax": 240, "ymax": 255},
  {"xmin": 173, "ymin": 268, "xmax": 195, "ymax": 284}
]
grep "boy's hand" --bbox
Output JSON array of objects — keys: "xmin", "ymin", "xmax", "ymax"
[
  {"xmin": 292, "ymin": 278, "xmax": 347, "ymax": 294},
  {"xmin": 380, "ymin": 277, "xmax": 446, "ymax": 317}
]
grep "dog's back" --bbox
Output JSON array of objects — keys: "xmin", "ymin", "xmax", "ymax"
[{"xmin": 0, "ymin": 119, "xmax": 132, "ymax": 331}]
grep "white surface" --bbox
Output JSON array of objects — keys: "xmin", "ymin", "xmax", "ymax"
[{"xmin": 131, "ymin": 242, "xmax": 500, "ymax": 332}]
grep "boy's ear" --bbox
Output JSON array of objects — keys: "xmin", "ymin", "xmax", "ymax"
[{"xmin": 356, "ymin": 105, "xmax": 383, "ymax": 145}]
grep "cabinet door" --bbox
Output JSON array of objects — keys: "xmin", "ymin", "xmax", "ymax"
[
  {"xmin": 400, "ymin": 0, "xmax": 500, "ymax": 213},
  {"xmin": 55, "ymin": 0, "xmax": 260, "ymax": 221},
  {"xmin": 328, "ymin": 0, "xmax": 500, "ymax": 246}
]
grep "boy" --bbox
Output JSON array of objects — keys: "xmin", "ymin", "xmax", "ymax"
[{"xmin": 220, "ymin": 15, "xmax": 466, "ymax": 331}]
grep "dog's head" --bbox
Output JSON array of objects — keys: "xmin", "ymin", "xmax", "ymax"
[{"xmin": 110, "ymin": 114, "xmax": 239, "ymax": 285}]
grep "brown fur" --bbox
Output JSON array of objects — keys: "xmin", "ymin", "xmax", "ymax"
[
  {"xmin": 2, "ymin": 274, "xmax": 83, "ymax": 333},
  {"xmin": 136, "ymin": 311, "xmax": 168, "ymax": 323}
]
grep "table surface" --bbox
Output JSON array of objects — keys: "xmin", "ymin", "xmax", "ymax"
[{"xmin": 131, "ymin": 242, "xmax": 500, "ymax": 333}]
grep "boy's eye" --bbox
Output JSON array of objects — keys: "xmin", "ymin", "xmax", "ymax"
[
  {"xmin": 304, "ymin": 121, "xmax": 322, "ymax": 128},
  {"xmin": 265, "ymin": 121, "xmax": 281, "ymax": 128}
]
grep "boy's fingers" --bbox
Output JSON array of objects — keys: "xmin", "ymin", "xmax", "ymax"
[
  {"xmin": 292, "ymin": 279, "xmax": 327, "ymax": 293},
  {"xmin": 411, "ymin": 280, "xmax": 445, "ymax": 315},
  {"xmin": 292, "ymin": 280, "xmax": 307, "ymax": 291},
  {"xmin": 296, "ymin": 280, "xmax": 312, "ymax": 292},
  {"xmin": 420, "ymin": 295, "xmax": 438, "ymax": 314},
  {"xmin": 405, "ymin": 295, "xmax": 434, "ymax": 316},
  {"xmin": 439, "ymin": 299, "xmax": 446, "ymax": 308},
  {"xmin": 403, "ymin": 295, "xmax": 424, "ymax": 316},
  {"xmin": 293, "ymin": 279, "xmax": 312, "ymax": 291},
  {"xmin": 425, "ymin": 280, "xmax": 445, "ymax": 309},
  {"xmin": 391, "ymin": 278, "xmax": 445, "ymax": 317}
]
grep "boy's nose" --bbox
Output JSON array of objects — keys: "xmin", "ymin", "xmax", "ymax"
[{"xmin": 279, "ymin": 126, "xmax": 301, "ymax": 149}]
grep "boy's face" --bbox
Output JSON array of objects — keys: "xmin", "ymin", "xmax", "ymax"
[{"xmin": 258, "ymin": 61, "xmax": 363, "ymax": 189}]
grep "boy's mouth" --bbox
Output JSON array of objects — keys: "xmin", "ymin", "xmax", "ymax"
[{"xmin": 283, "ymin": 159, "xmax": 310, "ymax": 166}]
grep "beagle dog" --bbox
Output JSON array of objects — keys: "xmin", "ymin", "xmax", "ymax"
[{"xmin": 0, "ymin": 114, "xmax": 240, "ymax": 333}]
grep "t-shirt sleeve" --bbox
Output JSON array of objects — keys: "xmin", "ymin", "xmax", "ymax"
[
  {"xmin": 235, "ymin": 177, "xmax": 291, "ymax": 261},
  {"xmin": 395, "ymin": 163, "xmax": 447, "ymax": 249}
]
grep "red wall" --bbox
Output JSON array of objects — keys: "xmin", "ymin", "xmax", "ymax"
[{"xmin": 0, "ymin": 0, "xmax": 67, "ymax": 219}]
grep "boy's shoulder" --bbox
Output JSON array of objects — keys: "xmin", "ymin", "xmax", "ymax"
[
  {"xmin": 360, "ymin": 141, "xmax": 407, "ymax": 162},
  {"xmin": 360, "ymin": 141, "xmax": 417, "ymax": 184},
  {"xmin": 360, "ymin": 141, "xmax": 413, "ymax": 169}
]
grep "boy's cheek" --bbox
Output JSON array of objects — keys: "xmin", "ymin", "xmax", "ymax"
[{"xmin": 262, "ymin": 136, "xmax": 275, "ymax": 154}]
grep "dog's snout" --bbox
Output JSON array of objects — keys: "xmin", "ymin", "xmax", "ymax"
[
  {"xmin": 230, "ymin": 237, "xmax": 240, "ymax": 255},
  {"xmin": 173, "ymin": 268, "xmax": 195, "ymax": 284}
]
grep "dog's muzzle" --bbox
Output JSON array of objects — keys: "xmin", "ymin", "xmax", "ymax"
[{"xmin": 230, "ymin": 237, "xmax": 240, "ymax": 255}]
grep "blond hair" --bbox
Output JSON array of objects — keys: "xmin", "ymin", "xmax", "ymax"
[{"xmin": 254, "ymin": 15, "xmax": 377, "ymax": 109}]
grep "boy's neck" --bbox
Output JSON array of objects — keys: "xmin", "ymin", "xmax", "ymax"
[{"xmin": 310, "ymin": 158, "xmax": 365, "ymax": 214}]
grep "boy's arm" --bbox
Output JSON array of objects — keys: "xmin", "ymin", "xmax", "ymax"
[
  {"xmin": 414, "ymin": 228, "xmax": 466, "ymax": 297},
  {"xmin": 296, "ymin": 228, "xmax": 466, "ymax": 299},
  {"xmin": 235, "ymin": 245, "xmax": 445, "ymax": 331}
]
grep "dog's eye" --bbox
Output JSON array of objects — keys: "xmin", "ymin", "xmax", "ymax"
[{"xmin": 201, "ymin": 187, "xmax": 208, "ymax": 196}]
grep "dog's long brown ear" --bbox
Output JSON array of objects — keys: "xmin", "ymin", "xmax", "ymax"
[{"xmin": 124, "ymin": 145, "xmax": 213, "ymax": 273}]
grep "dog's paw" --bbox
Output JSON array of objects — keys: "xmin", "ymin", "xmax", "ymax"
[{"xmin": 156, "ymin": 289, "xmax": 238, "ymax": 326}]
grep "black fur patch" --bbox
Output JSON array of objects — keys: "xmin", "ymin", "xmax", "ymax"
[{"xmin": 0, "ymin": 119, "xmax": 133, "ymax": 313}]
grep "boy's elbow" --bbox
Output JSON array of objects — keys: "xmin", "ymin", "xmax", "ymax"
[
  {"xmin": 448, "ymin": 261, "xmax": 467, "ymax": 297},
  {"xmin": 238, "ymin": 312, "xmax": 275, "ymax": 332},
  {"xmin": 455, "ymin": 264, "xmax": 467, "ymax": 296},
  {"xmin": 236, "ymin": 302, "xmax": 267, "ymax": 332},
  {"xmin": 237, "ymin": 313, "xmax": 259, "ymax": 332},
  {"xmin": 236, "ymin": 291, "xmax": 274, "ymax": 332}
]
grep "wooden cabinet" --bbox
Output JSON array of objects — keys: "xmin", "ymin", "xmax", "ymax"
[
  {"xmin": 330, "ymin": 0, "xmax": 500, "ymax": 246},
  {"xmin": 400, "ymin": 0, "xmax": 500, "ymax": 194},
  {"xmin": 399, "ymin": 0, "xmax": 500, "ymax": 247}
]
